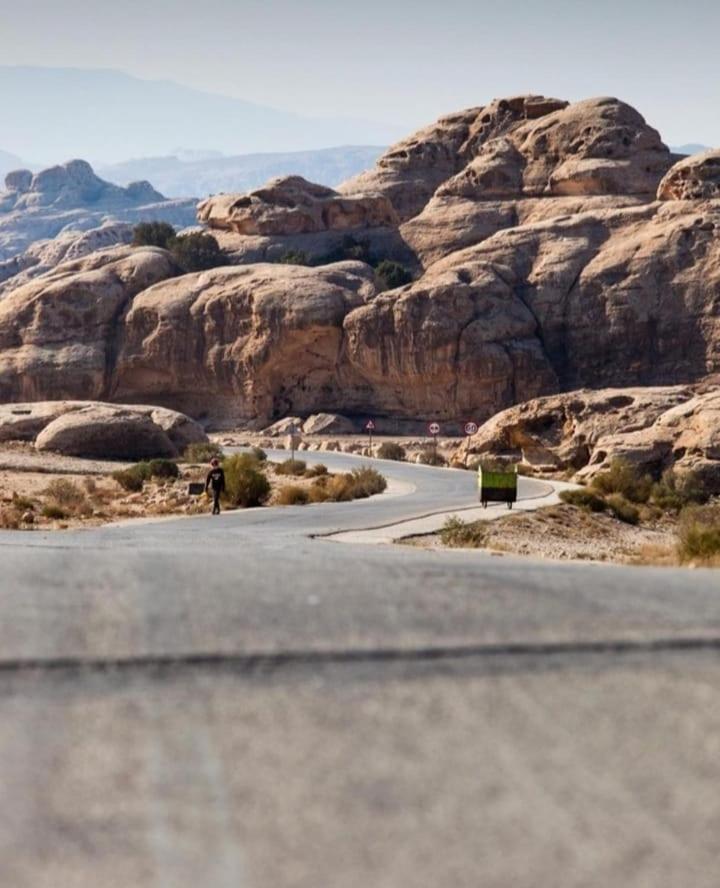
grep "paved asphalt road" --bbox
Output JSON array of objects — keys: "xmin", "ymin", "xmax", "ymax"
[{"xmin": 0, "ymin": 451, "xmax": 719, "ymax": 887}]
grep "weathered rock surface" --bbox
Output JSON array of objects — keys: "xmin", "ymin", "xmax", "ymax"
[
  {"xmin": 657, "ymin": 149, "xmax": 720, "ymax": 200},
  {"xmin": 0, "ymin": 400, "xmax": 207, "ymax": 458},
  {"xmin": 455, "ymin": 386, "xmax": 720, "ymax": 489},
  {"xmin": 0, "ymin": 95, "xmax": 716, "ymax": 431},
  {"xmin": 112, "ymin": 261, "xmax": 376, "ymax": 424},
  {"xmin": 0, "ymin": 247, "xmax": 179, "ymax": 403},
  {"xmin": 0, "ymin": 222, "xmax": 135, "ymax": 293},
  {"xmin": 301, "ymin": 413, "xmax": 357, "ymax": 435},
  {"xmin": 198, "ymin": 176, "xmax": 398, "ymax": 235},
  {"xmin": 0, "ymin": 159, "xmax": 196, "ymax": 262}
]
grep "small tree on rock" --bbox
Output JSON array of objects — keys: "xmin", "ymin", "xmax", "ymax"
[
  {"xmin": 132, "ymin": 221, "xmax": 177, "ymax": 249},
  {"xmin": 170, "ymin": 232, "xmax": 226, "ymax": 272}
]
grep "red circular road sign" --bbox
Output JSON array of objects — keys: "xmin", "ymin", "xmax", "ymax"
[
  {"xmin": 428, "ymin": 422, "xmax": 440, "ymax": 435},
  {"xmin": 365, "ymin": 420, "xmax": 376, "ymax": 431},
  {"xmin": 464, "ymin": 421, "xmax": 478, "ymax": 436}
]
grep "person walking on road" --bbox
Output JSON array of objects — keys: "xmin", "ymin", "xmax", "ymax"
[{"xmin": 205, "ymin": 458, "xmax": 226, "ymax": 515}]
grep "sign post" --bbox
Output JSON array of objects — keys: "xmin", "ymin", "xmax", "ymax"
[
  {"xmin": 289, "ymin": 423, "xmax": 301, "ymax": 462},
  {"xmin": 428, "ymin": 421, "xmax": 440, "ymax": 462},
  {"xmin": 365, "ymin": 419, "xmax": 376, "ymax": 453}
]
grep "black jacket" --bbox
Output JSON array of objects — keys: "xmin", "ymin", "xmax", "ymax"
[{"xmin": 205, "ymin": 467, "xmax": 226, "ymax": 493}]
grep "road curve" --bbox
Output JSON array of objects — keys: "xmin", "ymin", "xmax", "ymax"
[{"xmin": 1, "ymin": 451, "xmax": 719, "ymax": 887}]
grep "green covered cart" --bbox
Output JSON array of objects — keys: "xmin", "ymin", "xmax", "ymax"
[{"xmin": 477, "ymin": 465, "xmax": 518, "ymax": 509}]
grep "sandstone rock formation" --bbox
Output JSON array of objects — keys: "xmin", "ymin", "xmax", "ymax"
[
  {"xmin": 198, "ymin": 175, "xmax": 408, "ymax": 267},
  {"xmin": 0, "ymin": 94, "xmax": 716, "ymax": 433},
  {"xmin": 0, "ymin": 222, "xmax": 135, "ymax": 293},
  {"xmin": 0, "ymin": 400, "xmax": 207, "ymax": 459},
  {"xmin": 454, "ymin": 386, "xmax": 720, "ymax": 490},
  {"xmin": 0, "ymin": 159, "xmax": 196, "ymax": 262},
  {"xmin": 657, "ymin": 149, "xmax": 720, "ymax": 200}
]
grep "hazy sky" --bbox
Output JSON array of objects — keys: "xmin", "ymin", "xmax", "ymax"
[{"xmin": 1, "ymin": 0, "xmax": 718, "ymax": 145}]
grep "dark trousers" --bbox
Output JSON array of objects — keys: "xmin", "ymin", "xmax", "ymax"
[{"xmin": 211, "ymin": 489, "xmax": 221, "ymax": 514}]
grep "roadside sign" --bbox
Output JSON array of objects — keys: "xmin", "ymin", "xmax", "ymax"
[
  {"xmin": 464, "ymin": 421, "xmax": 478, "ymax": 436},
  {"xmin": 365, "ymin": 420, "xmax": 376, "ymax": 431},
  {"xmin": 428, "ymin": 422, "xmax": 440, "ymax": 435}
]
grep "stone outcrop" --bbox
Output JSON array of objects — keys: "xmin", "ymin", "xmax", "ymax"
[
  {"xmin": 0, "ymin": 159, "xmax": 196, "ymax": 262},
  {"xmin": 0, "ymin": 94, "xmax": 716, "ymax": 430},
  {"xmin": 0, "ymin": 400, "xmax": 207, "ymax": 459},
  {"xmin": 454, "ymin": 386, "xmax": 720, "ymax": 489},
  {"xmin": 197, "ymin": 175, "xmax": 408, "ymax": 268},
  {"xmin": 0, "ymin": 247, "xmax": 179, "ymax": 403},
  {"xmin": 657, "ymin": 149, "xmax": 720, "ymax": 200}
]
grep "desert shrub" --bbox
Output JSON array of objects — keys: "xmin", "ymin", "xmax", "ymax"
[
  {"xmin": 677, "ymin": 504, "xmax": 720, "ymax": 562},
  {"xmin": 112, "ymin": 465, "xmax": 146, "ymax": 492},
  {"xmin": 278, "ymin": 249, "xmax": 309, "ymax": 266},
  {"xmin": 315, "ymin": 234, "xmax": 373, "ymax": 266},
  {"xmin": 376, "ymin": 441, "xmax": 406, "ymax": 461},
  {"xmin": 250, "ymin": 446, "xmax": 267, "ymax": 462},
  {"xmin": 559, "ymin": 488, "xmax": 607, "ymax": 512},
  {"xmin": 418, "ymin": 447, "xmax": 447, "ymax": 467},
  {"xmin": 276, "ymin": 485, "xmax": 310, "ymax": 506},
  {"xmin": 147, "ymin": 458, "xmax": 180, "ymax": 479},
  {"xmin": 183, "ymin": 442, "xmax": 223, "ymax": 463},
  {"xmin": 440, "ymin": 516, "xmax": 487, "ymax": 548},
  {"xmin": 652, "ymin": 468, "xmax": 712, "ymax": 511},
  {"xmin": 41, "ymin": 504, "xmax": 67, "ymax": 520},
  {"xmin": 132, "ymin": 221, "xmax": 176, "ymax": 249},
  {"xmin": 375, "ymin": 260, "xmax": 412, "ymax": 291},
  {"xmin": 170, "ymin": 232, "xmax": 226, "ymax": 272},
  {"xmin": 591, "ymin": 459, "xmax": 652, "ymax": 504},
  {"xmin": 347, "ymin": 466, "xmax": 387, "ymax": 498},
  {"xmin": 275, "ymin": 458, "xmax": 307, "ymax": 476},
  {"xmin": 308, "ymin": 479, "xmax": 330, "ymax": 503},
  {"xmin": 305, "ymin": 463, "xmax": 328, "ymax": 477},
  {"xmin": 222, "ymin": 453, "xmax": 271, "ymax": 508},
  {"xmin": 11, "ymin": 495, "xmax": 35, "ymax": 512},
  {"xmin": 43, "ymin": 479, "xmax": 88, "ymax": 512},
  {"xmin": 0, "ymin": 507, "xmax": 20, "ymax": 529},
  {"xmin": 83, "ymin": 477, "xmax": 97, "ymax": 495},
  {"xmin": 606, "ymin": 493, "xmax": 640, "ymax": 525}
]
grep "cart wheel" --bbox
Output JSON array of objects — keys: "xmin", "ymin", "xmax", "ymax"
[
  {"xmin": 507, "ymin": 502, "xmax": 513, "ymax": 510},
  {"xmin": 482, "ymin": 501, "xmax": 487, "ymax": 509}
]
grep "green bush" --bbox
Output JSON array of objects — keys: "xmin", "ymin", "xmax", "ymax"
[
  {"xmin": 606, "ymin": 494, "xmax": 640, "ymax": 525},
  {"xmin": 652, "ymin": 468, "xmax": 712, "ymax": 510},
  {"xmin": 132, "ymin": 221, "xmax": 176, "ymax": 249},
  {"xmin": 376, "ymin": 441, "xmax": 406, "ymax": 461},
  {"xmin": 559, "ymin": 488, "xmax": 607, "ymax": 512},
  {"xmin": 170, "ymin": 232, "xmax": 226, "ymax": 272},
  {"xmin": 112, "ymin": 466, "xmax": 146, "ymax": 492},
  {"xmin": 276, "ymin": 485, "xmax": 310, "ymax": 506},
  {"xmin": 419, "ymin": 447, "xmax": 447, "ymax": 467},
  {"xmin": 305, "ymin": 463, "xmax": 328, "ymax": 477},
  {"xmin": 41, "ymin": 504, "xmax": 67, "ymax": 520},
  {"xmin": 677, "ymin": 504, "xmax": 720, "ymax": 562},
  {"xmin": 275, "ymin": 459, "xmax": 307, "ymax": 477},
  {"xmin": 222, "ymin": 453, "xmax": 271, "ymax": 508},
  {"xmin": 183, "ymin": 442, "xmax": 223, "ymax": 463},
  {"xmin": 591, "ymin": 459, "xmax": 652, "ymax": 504},
  {"xmin": 315, "ymin": 234, "xmax": 373, "ymax": 266},
  {"xmin": 440, "ymin": 516, "xmax": 487, "ymax": 548},
  {"xmin": 278, "ymin": 250, "xmax": 309, "ymax": 266},
  {"xmin": 375, "ymin": 260, "xmax": 412, "ymax": 291},
  {"xmin": 147, "ymin": 458, "xmax": 179, "ymax": 479}
]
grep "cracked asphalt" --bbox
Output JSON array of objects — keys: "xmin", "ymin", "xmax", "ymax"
[{"xmin": 0, "ymin": 451, "xmax": 718, "ymax": 887}]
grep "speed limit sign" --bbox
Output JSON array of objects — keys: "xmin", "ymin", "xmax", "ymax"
[
  {"xmin": 428, "ymin": 422, "xmax": 440, "ymax": 435},
  {"xmin": 464, "ymin": 421, "xmax": 478, "ymax": 436}
]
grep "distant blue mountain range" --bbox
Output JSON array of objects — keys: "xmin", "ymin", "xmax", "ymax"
[{"xmin": 0, "ymin": 66, "xmax": 405, "ymax": 166}]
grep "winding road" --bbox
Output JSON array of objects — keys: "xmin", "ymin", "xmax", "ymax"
[{"xmin": 0, "ymin": 451, "xmax": 719, "ymax": 887}]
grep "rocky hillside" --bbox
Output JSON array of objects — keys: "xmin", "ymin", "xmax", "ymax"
[
  {"xmin": 0, "ymin": 159, "xmax": 196, "ymax": 263},
  {"xmin": 0, "ymin": 94, "xmax": 717, "ymax": 433}
]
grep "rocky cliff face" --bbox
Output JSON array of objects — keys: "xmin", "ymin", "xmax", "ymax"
[
  {"xmin": 0, "ymin": 95, "xmax": 717, "ymax": 431},
  {"xmin": 0, "ymin": 159, "xmax": 197, "ymax": 265}
]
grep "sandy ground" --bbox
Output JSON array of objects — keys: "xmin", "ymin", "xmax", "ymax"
[{"xmin": 406, "ymin": 504, "xmax": 679, "ymax": 565}]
